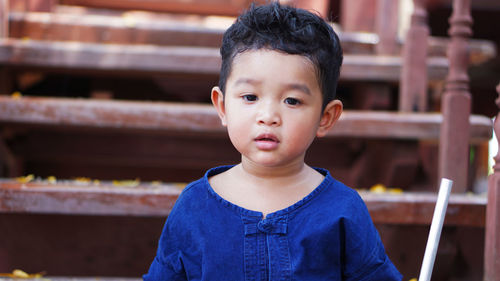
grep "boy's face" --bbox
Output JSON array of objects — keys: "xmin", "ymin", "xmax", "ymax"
[{"xmin": 212, "ymin": 49, "xmax": 342, "ymax": 168}]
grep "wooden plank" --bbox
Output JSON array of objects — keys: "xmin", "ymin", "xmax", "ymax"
[
  {"xmin": 0, "ymin": 96, "xmax": 492, "ymax": 141},
  {"xmin": 428, "ymin": 37, "xmax": 496, "ymax": 65},
  {"xmin": 0, "ymin": 38, "xmax": 222, "ymax": 75},
  {"xmin": 60, "ymin": 0, "xmax": 327, "ymax": 18},
  {"xmin": 342, "ymin": 55, "xmax": 448, "ymax": 82},
  {"xmin": 361, "ymin": 191, "xmax": 486, "ymax": 227},
  {"xmin": 0, "ymin": 96, "xmax": 224, "ymax": 133},
  {"xmin": 6, "ymin": 11, "xmax": 371, "ymax": 50},
  {"xmin": 8, "ymin": 11, "xmax": 228, "ymax": 47},
  {"xmin": 0, "ymin": 276, "xmax": 142, "ymax": 281},
  {"xmin": 59, "ymin": 0, "xmax": 260, "ymax": 16},
  {"xmin": 430, "ymin": 0, "xmax": 500, "ymax": 10},
  {"xmin": 8, "ymin": 11, "xmax": 495, "ymax": 64},
  {"xmin": 0, "ymin": 38, "xmax": 451, "ymax": 81},
  {"xmin": 0, "ymin": 179, "xmax": 182, "ymax": 216},
  {"xmin": 0, "ymin": 178, "xmax": 486, "ymax": 226}
]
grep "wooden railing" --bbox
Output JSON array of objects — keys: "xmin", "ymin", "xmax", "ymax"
[
  {"xmin": 400, "ymin": 0, "xmax": 429, "ymax": 112},
  {"xmin": 439, "ymin": 0, "xmax": 473, "ymax": 193},
  {"xmin": 0, "ymin": 0, "xmax": 7, "ymax": 38},
  {"xmin": 485, "ymin": 83, "xmax": 500, "ymax": 281}
]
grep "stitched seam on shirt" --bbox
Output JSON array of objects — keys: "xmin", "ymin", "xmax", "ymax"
[
  {"xmin": 355, "ymin": 256, "xmax": 394, "ymax": 281},
  {"xmin": 280, "ymin": 177, "xmax": 333, "ymax": 220},
  {"xmin": 346, "ymin": 242, "xmax": 383, "ymax": 279},
  {"xmin": 156, "ymin": 255, "xmax": 185, "ymax": 277}
]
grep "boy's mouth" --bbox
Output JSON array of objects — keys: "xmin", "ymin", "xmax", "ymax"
[
  {"xmin": 254, "ymin": 134, "xmax": 280, "ymax": 150},
  {"xmin": 255, "ymin": 133, "xmax": 279, "ymax": 142}
]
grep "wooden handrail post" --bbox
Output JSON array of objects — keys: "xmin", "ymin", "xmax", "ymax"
[
  {"xmin": 438, "ymin": 0, "xmax": 472, "ymax": 193},
  {"xmin": 0, "ymin": 0, "xmax": 8, "ymax": 96},
  {"xmin": 0, "ymin": 0, "xmax": 8, "ymax": 38},
  {"xmin": 375, "ymin": 0, "xmax": 399, "ymax": 55},
  {"xmin": 399, "ymin": 0, "xmax": 429, "ymax": 112},
  {"xmin": 485, "ymin": 83, "xmax": 500, "ymax": 281}
]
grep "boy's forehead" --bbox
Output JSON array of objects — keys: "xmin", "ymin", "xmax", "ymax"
[
  {"xmin": 231, "ymin": 49, "xmax": 313, "ymax": 66},
  {"xmin": 228, "ymin": 49, "xmax": 320, "ymax": 88}
]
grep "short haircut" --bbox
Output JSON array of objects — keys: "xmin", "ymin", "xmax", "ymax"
[{"xmin": 219, "ymin": 2, "xmax": 343, "ymax": 109}]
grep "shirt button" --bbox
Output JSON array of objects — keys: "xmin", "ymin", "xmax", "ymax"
[{"xmin": 257, "ymin": 220, "xmax": 273, "ymax": 233}]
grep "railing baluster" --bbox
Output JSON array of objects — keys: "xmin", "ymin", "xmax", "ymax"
[
  {"xmin": 400, "ymin": 0, "xmax": 429, "ymax": 112},
  {"xmin": 438, "ymin": 0, "xmax": 472, "ymax": 193},
  {"xmin": 0, "ymin": 0, "xmax": 7, "ymax": 38},
  {"xmin": 375, "ymin": 0, "xmax": 399, "ymax": 55},
  {"xmin": 485, "ymin": 83, "xmax": 500, "ymax": 281}
]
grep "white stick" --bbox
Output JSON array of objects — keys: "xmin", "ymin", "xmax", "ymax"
[{"xmin": 418, "ymin": 178, "xmax": 453, "ymax": 281}]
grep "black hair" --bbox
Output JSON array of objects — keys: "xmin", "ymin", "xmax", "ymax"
[{"xmin": 219, "ymin": 2, "xmax": 343, "ymax": 109}]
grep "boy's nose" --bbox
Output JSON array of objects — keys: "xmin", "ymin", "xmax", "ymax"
[{"xmin": 257, "ymin": 102, "xmax": 281, "ymax": 126}]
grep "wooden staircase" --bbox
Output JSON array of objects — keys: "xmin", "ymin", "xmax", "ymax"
[{"xmin": 0, "ymin": 0, "xmax": 499, "ymax": 280}]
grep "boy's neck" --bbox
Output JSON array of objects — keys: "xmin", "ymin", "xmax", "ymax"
[
  {"xmin": 239, "ymin": 157, "xmax": 311, "ymax": 181},
  {"xmin": 208, "ymin": 158, "xmax": 325, "ymax": 217}
]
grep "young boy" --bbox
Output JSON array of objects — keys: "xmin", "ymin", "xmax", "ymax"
[{"xmin": 144, "ymin": 2, "xmax": 402, "ymax": 280}]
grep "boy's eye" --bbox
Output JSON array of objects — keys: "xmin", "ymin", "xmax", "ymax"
[
  {"xmin": 242, "ymin": 94, "xmax": 257, "ymax": 102},
  {"xmin": 284, "ymin": 97, "xmax": 301, "ymax": 106}
]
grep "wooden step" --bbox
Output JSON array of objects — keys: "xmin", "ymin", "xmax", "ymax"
[
  {"xmin": 0, "ymin": 178, "xmax": 182, "ymax": 217},
  {"xmin": 8, "ymin": 10, "xmax": 496, "ymax": 64},
  {"xmin": 0, "ymin": 278, "xmax": 140, "ymax": 281},
  {"xmin": 0, "ymin": 177, "xmax": 486, "ymax": 227},
  {"xmin": 0, "ymin": 38, "xmax": 450, "ymax": 82},
  {"xmin": 8, "ymin": 10, "xmax": 230, "ymax": 48},
  {"xmin": 0, "ymin": 96, "xmax": 492, "ymax": 142},
  {"xmin": 0, "ymin": 38, "xmax": 221, "ymax": 76},
  {"xmin": 59, "ymin": 0, "xmax": 261, "ymax": 16}
]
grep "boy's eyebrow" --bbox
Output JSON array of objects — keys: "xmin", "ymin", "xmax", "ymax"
[
  {"xmin": 285, "ymin": 83, "xmax": 311, "ymax": 95},
  {"xmin": 234, "ymin": 78, "xmax": 260, "ymax": 86},
  {"xmin": 234, "ymin": 79, "xmax": 311, "ymax": 95}
]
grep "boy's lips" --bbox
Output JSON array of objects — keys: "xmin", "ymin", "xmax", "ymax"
[{"xmin": 254, "ymin": 133, "xmax": 280, "ymax": 150}]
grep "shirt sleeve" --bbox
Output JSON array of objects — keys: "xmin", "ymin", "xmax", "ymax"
[
  {"xmin": 143, "ymin": 187, "xmax": 192, "ymax": 281},
  {"xmin": 143, "ymin": 254, "xmax": 186, "ymax": 281},
  {"xmin": 342, "ymin": 192, "xmax": 402, "ymax": 281}
]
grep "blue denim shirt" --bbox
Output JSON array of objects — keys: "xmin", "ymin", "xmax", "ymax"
[{"xmin": 144, "ymin": 166, "xmax": 402, "ymax": 281}]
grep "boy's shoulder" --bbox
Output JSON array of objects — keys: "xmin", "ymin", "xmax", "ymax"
[
  {"xmin": 172, "ymin": 165, "xmax": 233, "ymax": 209},
  {"xmin": 312, "ymin": 168, "xmax": 368, "ymax": 214},
  {"xmin": 317, "ymin": 168, "xmax": 362, "ymax": 200}
]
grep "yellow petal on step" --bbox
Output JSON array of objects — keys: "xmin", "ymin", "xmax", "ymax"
[
  {"xmin": 11, "ymin": 91, "xmax": 22, "ymax": 99},
  {"xmin": 112, "ymin": 179, "xmax": 140, "ymax": 187},
  {"xmin": 74, "ymin": 177, "xmax": 91, "ymax": 184},
  {"xmin": 47, "ymin": 176, "xmax": 57, "ymax": 184},
  {"xmin": 12, "ymin": 269, "xmax": 30, "ymax": 278},
  {"xmin": 15, "ymin": 174, "xmax": 34, "ymax": 184},
  {"xmin": 369, "ymin": 184, "xmax": 387, "ymax": 193}
]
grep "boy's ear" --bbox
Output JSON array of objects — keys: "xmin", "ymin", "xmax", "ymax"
[
  {"xmin": 211, "ymin": 86, "xmax": 227, "ymax": 126},
  {"xmin": 316, "ymin": 99, "xmax": 343, "ymax": 137}
]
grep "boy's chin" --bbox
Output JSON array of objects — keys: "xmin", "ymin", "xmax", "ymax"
[{"xmin": 242, "ymin": 156, "xmax": 302, "ymax": 169}]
